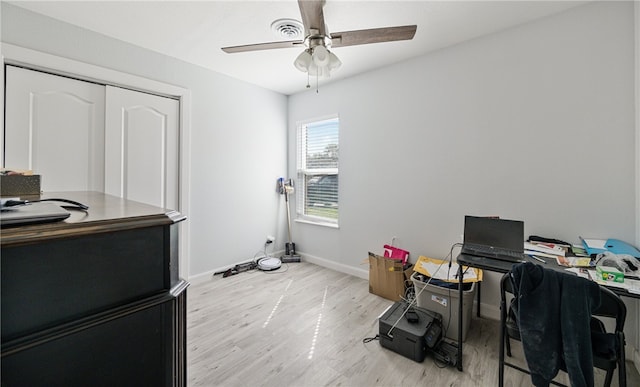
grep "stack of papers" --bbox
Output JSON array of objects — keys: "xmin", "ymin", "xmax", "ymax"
[
  {"xmin": 413, "ymin": 256, "xmax": 482, "ymax": 283},
  {"xmin": 556, "ymin": 256, "xmax": 592, "ymax": 267},
  {"xmin": 525, "ymin": 241, "xmax": 591, "ymax": 267},
  {"xmin": 524, "ymin": 241, "xmax": 566, "ymax": 257}
]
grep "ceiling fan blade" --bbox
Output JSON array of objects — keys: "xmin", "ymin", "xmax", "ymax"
[
  {"xmin": 222, "ymin": 40, "xmax": 304, "ymax": 54},
  {"xmin": 331, "ymin": 25, "xmax": 417, "ymax": 48},
  {"xmin": 298, "ymin": 0, "xmax": 326, "ymax": 36}
]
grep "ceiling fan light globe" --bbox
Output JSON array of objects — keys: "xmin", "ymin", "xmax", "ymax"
[
  {"xmin": 312, "ymin": 45, "xmax": 330, "ymax": 67},
  {"xmin": 307, "ymin": 63, "xmax": 332, "ymax": 78},
  {"xmin": 294, "ymin": 50, "xmax": 312, "ymax": 72},
  {"xmin": 321, "ymin": 67, "xmax": 331, "ymax": 78},
  {"xmin": 328, "ymin": 52, "xmax": 342, "ymax": 70},
  {"xmin": 307, "ymin": 62, "xmax": 319, "ymax": 76}
]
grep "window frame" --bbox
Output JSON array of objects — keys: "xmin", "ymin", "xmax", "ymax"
[{"xmin": 295, "ymin": 115, "xmax": 339, "ymax": 227}]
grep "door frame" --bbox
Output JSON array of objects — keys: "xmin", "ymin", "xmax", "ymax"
[
  {"xmin": 1, "ymin": 43, "xmax": 192, "ymax": 279},
  {"xmin": 634, "ymin": 0, "xmax": 640, "ymax": 372}
]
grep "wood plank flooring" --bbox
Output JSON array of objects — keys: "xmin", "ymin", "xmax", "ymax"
[{"xmin": 187, "ymin": 262, "xmax": 639, "ymax": 386}]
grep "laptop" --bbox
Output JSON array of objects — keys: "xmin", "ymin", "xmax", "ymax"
[
  {"xmin": 460, "ymin": 215, "xmax": 526, "ymax": 263},
  {"xmin": 1, "ymin": 202, "xmax": 70, "ymax": 227}
]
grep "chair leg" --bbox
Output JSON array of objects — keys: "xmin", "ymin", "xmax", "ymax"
[
  {"xmin": 618, "ymin": 332, "xmax": 626, "ymax": 387},
  {"xmin": 499, "ymin": 327, "xmax": 505, "ymax": 387},
  {"xmin": 603, "ymin": 369, "xmax": 613, "ymax": 387},
  {"xmin": 618, "ymin": 361, "xmax": 626, "ymax": 387},
  {"xmin": 499, "ymin": 302, "xmax": 506, "ymax": 387},
  {"xmin": 506, "ymin": 335, "xmax": 512, "ymax": 357},
  {"xmin": 603, "ymin": 333, "xmax": 627, "ymax": 387},
  {"xmin": 618, "ymin": 349, "xmax": 626, "ymax": 386}
]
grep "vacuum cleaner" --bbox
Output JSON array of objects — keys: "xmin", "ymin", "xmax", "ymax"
[
  {"xmin": 279, "ymin": 178, "xmax": 300, "ymax": 263},
  {"xmin": 257, "ymin": 235, "xmax": 281, "ymax": 271}
]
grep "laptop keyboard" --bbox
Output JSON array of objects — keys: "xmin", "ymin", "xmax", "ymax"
[{"xmin": 463, "ymin": 244, "xmax": 526, "ymax": 262}]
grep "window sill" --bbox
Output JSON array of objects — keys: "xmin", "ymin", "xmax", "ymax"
[{"xmin": 295, "ymin": 218, "xmax": 339, "ymax": 229}]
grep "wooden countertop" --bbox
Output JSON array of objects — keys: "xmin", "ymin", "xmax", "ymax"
[{"xmin": 1, "ymin": 191, "xmax": 185, "ymax": 246}]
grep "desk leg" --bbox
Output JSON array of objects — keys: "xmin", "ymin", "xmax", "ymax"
[{"xmin": 457, "ymin": 264, "xmax": 464, "ymax": 371}]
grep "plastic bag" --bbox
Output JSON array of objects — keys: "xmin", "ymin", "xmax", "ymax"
[{"xmin": 595, "ymin": 251, "xmax": 640, "ymax": 276}]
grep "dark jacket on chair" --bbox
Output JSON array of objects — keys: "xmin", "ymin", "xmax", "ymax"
[{"xmin": 510, "ymin": 262, "xmax": 601, "ymax": 387}]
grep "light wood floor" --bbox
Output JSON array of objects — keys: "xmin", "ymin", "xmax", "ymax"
[{"xmin": 187, "ymin": 262, "xmax": 639, "ymax": 386}]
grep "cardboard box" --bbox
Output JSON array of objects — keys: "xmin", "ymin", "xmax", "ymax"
[
  {"xmin": 368, "ymin": 252, "xmax": 413, "ymax": 301},
  {"xmin": 1, "ymin": 175, "xmax": 41, "ymax": 196},
  {"xmin": 596, "ymin": 265, "xmax": 624, "ymax": 283}
]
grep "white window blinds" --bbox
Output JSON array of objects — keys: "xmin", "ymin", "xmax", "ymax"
[{"xmin": 296, "ymin": 117, "xmax": 339, "ymax": 223}]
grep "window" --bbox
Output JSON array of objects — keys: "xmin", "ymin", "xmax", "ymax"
[{"xmin": 296, "ymin": 116, "xmax": 339, "ymax": 224}]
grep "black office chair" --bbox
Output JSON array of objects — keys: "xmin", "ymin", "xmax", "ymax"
[{"xmin": 498, "ymin": 270, "xmax": 627, "ymax": 387}]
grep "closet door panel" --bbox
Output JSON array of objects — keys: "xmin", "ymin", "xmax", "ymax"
[
  {"xmin": 4, "ymin": 66, "xmax": 105, "ymax": 192},
  {"xmin": 105, "ymin": 86, "xmax": 179, "ymax": 210}
]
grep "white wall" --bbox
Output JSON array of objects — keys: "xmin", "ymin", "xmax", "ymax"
[
  {"xmin": 288, "ymin": 0, "xmax": 637, "ymax": 346},
  {"xmin": 0, "ymin": 3, "xmax": 289, "ymax": 278}
]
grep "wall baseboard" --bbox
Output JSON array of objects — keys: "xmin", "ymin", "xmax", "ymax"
[
  {"xmin": 189, "ymin": 269, "xmax": 217, "ymax": 285},
  {"xmin": 299, "ymin": 252, "xmax": 369, "ymax": 280},
  {"xmin": 188, "ymin": 251, "xmax": 287, "ymax": 285},
  {"xmin": 476, "ymin": 302, "xmax": 500, "ymax": 322}
]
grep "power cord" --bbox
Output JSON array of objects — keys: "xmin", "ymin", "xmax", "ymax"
[
  {"xmin": 254, "ymin": 238, "xmax": 275, "ymax": 263},
  {"xmin": 443, "ymin": 242, "xmax": 463, "ymax": 339},
  {"xmin": 1, "ymin": 198, "xmax": 88, "ymax": 211},
  {"xmin": 215, "ymin": 240, "xmax": 289, "ymax": 279},
  {"xmin": 362, "ymin": 334, "xmax": 380, "ymax": 343},
  {"xmin": 385, "ymin": 260, "xmax": 445, "ymax": 339}
]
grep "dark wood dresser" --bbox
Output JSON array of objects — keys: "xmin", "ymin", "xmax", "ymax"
[{"xmin": 1, "ymin": 191, "xmax": 188, "ymax": 386}]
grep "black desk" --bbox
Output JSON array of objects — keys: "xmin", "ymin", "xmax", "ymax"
[{"xmin": 454, "ymin": 253, "xmax": 640, "ymax": 372}]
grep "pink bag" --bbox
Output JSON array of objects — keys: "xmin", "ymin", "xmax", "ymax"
[{"xmin": 383, "ymin": 244, "xmax": 409, "ymax": 265}]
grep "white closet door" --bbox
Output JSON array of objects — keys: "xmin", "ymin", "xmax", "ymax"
[
  {"xmin": 105, "ymin": 86, "xmax": 179, "ymax": 210},
  {"xmin": 4, "ymin": 66, "xmax": 106, "ymax": 192}
]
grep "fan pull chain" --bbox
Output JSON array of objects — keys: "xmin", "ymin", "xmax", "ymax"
[{"xmin": 306, "ymin": 72, "xmax": 310, "ymax": 89}]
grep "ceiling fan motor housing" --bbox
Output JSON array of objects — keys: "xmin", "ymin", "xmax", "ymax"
[{"xmin": 305, "ymin": 32, "xmax": 332, "ymax": 49}]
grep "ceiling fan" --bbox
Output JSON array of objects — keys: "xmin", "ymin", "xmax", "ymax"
[{"xmin": 221, "ymin": 0, "xmax": 417, "ymax": 80}]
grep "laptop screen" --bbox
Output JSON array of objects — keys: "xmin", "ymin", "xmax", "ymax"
[{"xmin": 463, "ymin": 216, "xmax": 524, "ymax": 251}]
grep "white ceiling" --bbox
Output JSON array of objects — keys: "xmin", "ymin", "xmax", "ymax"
[{"xmin": 9, "ymin": 1, "xmax": 587, "ymax": 95}]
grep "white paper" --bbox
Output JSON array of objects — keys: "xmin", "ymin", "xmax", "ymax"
[
  {"xmin": 583, "ymin": 238, "xmax": 607, "ymax": 249},
  {"xmin": 418, "ymin": 261, "xmax": 477, "ymax": 281},
  {"xmin": 524, "ymin": 242, "xmax": 565, "ymax": 256},
  {"xmin": 565, "ymin": 267, "xmax": 591, "ymax": 279},
  {"xmin": 524, "ymin": 250, "xmax": 558, "ymax": 259},
  {"xmin": 592, "ymin": 278, "xmax": 627, "ymax": 289},
  {"xmin": 625, "ymin": 279, "xmax": 640, "ymax": 294}
]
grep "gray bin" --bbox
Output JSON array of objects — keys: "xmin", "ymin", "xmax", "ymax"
[{"xmin": 411, "ymin": 271, "xmax": 476, "ymax": 342}]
